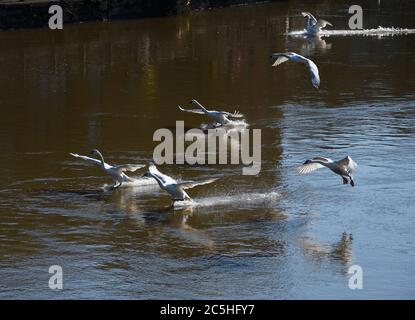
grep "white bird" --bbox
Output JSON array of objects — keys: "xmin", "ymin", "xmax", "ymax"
[
  {"xmin": 270, "ymin": 52, "xmax": 320, "ymax": 88},
  {"xmin": 69, "ymin": 149, "xmax": 145, "ymax": 189},
  {"xmin": 296, "ymin": 156, "xmax": 358, "ymax": 186},
  {"xmin": 178, "ymin": 99, "xmax": 244, "ymax": 126},
  {"xmin": 302, "ymin": 12, "xmax": 333, "ymax": 34},
  {"xmin": 143, "ymin": 163, "xmax": 218, "ymax": 205}
]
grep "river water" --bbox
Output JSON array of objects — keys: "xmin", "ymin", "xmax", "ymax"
[{"xmin": 0, "ymin": 0, "xmax": 414, "ymax": 299}]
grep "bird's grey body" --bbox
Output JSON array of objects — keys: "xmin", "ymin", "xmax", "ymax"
[
  {"xmin": 296, "ymin": 156, "xmax": 358, "ymax": 186},
  {"xmin": 178, "ymin": 99, "xmax": 244, "ymax": 126},
  {"xmin": 270, "ymin": 52, "xmax": 320, "ymax": 88},
  {"xmin": 70, "ymin": 149, "xmax": 145, "ymax": 189},
  {"xmin": 302, "ymin": 12, "xmax": 333, "ymax": 34}
]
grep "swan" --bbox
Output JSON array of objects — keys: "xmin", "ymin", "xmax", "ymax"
[
  {"xmin": 296, "ymin": 156, "xmax": 358, "ymax": 186},
  {"xmin": 302, "ymin": 12, "xmax": 333, "ymax": 34},
  {"xmin": 143, "ymin": 163, "xmax": 218, "ymax": 205},
  {"xmin": 178, "ymin": 99, "xmax": 244, "ymax": 126},
  {"xmin": 270, "ymin": 52, "xmax": 320, "ymax": 88},
  {"xmin": 69, "ymin": 149, "xmax": 145, "ymax": 189}
]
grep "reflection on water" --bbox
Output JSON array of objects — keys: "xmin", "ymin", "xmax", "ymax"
[
  {"xmin": 298, "ymin": 232, "xmax": 354, "ymax": 269},
  {"xmin": 0, "ymin": 0, "xmax": 415, "ymax": 299},
  {"xmin": 299, "ymin": 35, "xmax": 332, "ymax": 56}
]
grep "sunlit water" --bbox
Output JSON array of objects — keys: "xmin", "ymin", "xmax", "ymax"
[{"xmin": 0, "ymin": 0, "xmax": 415, "ymax": 299}]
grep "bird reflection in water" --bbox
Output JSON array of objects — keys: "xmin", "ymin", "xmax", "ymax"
[
  {"xmin": 297, "ymin": 232, "xmax": 354, "ymax": 269},
  {"xmin": 301, "ymin": 34, "xmax": 332, "ymax": 55},
  {"xmin": 138, "ymin": 205, "xmax": 215, "ymax": 251}
]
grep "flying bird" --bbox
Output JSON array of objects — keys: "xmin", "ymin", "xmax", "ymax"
[
  {"xmin": 302, "ymin": 12, "xmax": 333, "ymax": 34},
  {"xmin": 69, "ymin": 149, "xmax": 145, "ymax": 189},
  {"xmin": 296, "ymin": 156, "xmax": 358, "ymax": 186},
  {"xmin": 270, "ymin": 52, "xmax": 320, "ymax": 89},
  {"xmin": 143, "ymin": 163, "xmax": 218, "ymax": 205},
  {"xmin": 178, "ymin": 99, "xmax": 244, "ymax": 126}
]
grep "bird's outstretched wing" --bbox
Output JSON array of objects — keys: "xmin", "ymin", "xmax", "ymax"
[
  {"xmin": 317, "ymin": 19, "xmax": 333, "ymax": 28},
  {"xmin": 178, "ymin": 105, "xmax": 206, "ymax": 115},
  {"xmin": 69, "ymin": 153, "xmax": 111, "ymax": 168},
  {"xmin": 271, "ymin": 52, "xmax": 320, "ymax": 89},
  {"xmin": 311, "ymin": 157, "xmax": 332, "ymax": 163},
  {"xmin": 148, "ymin": 163, "xmax": 178, "ymax": 185},
  {"xmin": 115, "ymin": 164, "xmax": 146, "ymax": 174},
  {"xmin": 296, "ymin": 163, "xmax": 324, "ymax": 174},
  {"xmin": 337, "ymin": 156, "xmax": 358, "ymax": 173},
  {"xmin": 296, "ymin": 157, "xmax": 331, "ymax": 174},
  {"xmin": 302, "ymin": 12, "xmax": 318, "ymax": 25},
  {"xmin": 270, "ymin": 54, "xmax": 290, "ymax": 67},
  {"xmin": 290, "ymin": 53, "xmax": 320, "ymax": 88},
  {"xmin": 306, "ymin": 59, "xmax": 320, "ymax": 89},
  {"xmin": 178, "ymin": 178, "xmax": 218, "ymax": 190}
]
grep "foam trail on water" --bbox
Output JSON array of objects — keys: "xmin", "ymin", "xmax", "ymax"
[
  {"xmin": 173, "ymin": 191, "xmax": 280, "ymax": 209},
  {"xmin": 287, "ymin": 27, "xmax": 415, "ymax": 37},
  {"xmin": 102, "ymin": 177, "xmax": 158, "ymax": 191}
]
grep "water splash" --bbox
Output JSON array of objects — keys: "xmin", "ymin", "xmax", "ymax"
[
  {"xmin": 173, "ymin": 191, "xmax": 280, "ymax": 209},
  {"xmin": 288, "ymin": 26, "xmax": 415, "ymax": 38},
  {"xmin": 200, "ymin": 119, "xmax": 249, "ymax": 131},
  {"xmin": 227, "ymin": 119, "xmax": 249, "ymax": 127}
]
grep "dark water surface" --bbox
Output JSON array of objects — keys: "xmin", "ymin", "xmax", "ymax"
[{"xmin": 1, "ymin": 0, "xmax": 415, "ymax": 299}]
